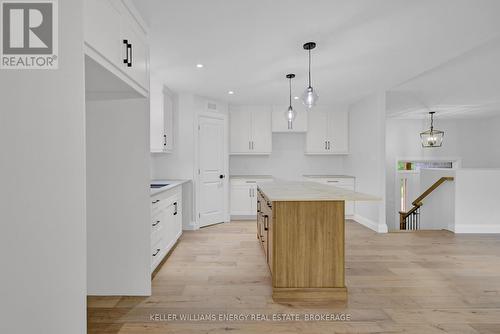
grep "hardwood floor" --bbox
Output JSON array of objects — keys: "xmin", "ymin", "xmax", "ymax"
[{"xmin": 88, "ymin": 220, "xmax": 500, "ymax": 333}]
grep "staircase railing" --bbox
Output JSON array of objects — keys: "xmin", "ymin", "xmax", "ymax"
[{"xmin": 399, "ymin": 176, "xmax": 454, "ymax": 230}]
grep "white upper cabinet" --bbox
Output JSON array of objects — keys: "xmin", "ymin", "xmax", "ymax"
[
  {"xmin": 272, "ymin": 106, "xmax": 308, "ymax": 132},
  {"xmin": 230, "ymin": 107, "xmax": 272, "ymax": 155},
  {"xmin": 84, "ymin": 0, "xmax": 149, "ymax": 98},
  {"xmin": 306, "ymin": 110, "xmax": 349, "ymax": 154},
  {"xmin": 150, "ymin": 81, "xmax": 175, "ymax": 153},
  {"xmin": 120, "ymin": 11, "xmax": 149, "ymax": 90}
]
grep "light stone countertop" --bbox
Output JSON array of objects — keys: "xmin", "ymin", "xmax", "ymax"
[
  {"xmin": 150, "ymin": 179, "xmax": 191, "ymax": 196},
  {"xmin": 230, "ymin": 175, "xmax": 274, "ymax": 180},
  {"xmin": 303, "ymin": 174, "xmax": 355, "ymax": 179},
  {"xmin": 257, "ymin": 181, "xmax": 380, "ymax": 202}
]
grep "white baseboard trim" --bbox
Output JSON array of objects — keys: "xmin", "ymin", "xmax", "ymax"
[
  {"xmin": 454, "ymin": 224, "xmax": 500, "ymax": 234},
  {"xmin": 353, "ymin": 214, "xmax": 388, "ymax": 233},
  {"xmin": 182, "ymin": 221, "xmax": 199, "ymax": 231}
]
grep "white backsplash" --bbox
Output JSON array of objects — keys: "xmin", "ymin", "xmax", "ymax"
[{"xmin": 230, "ymin": 133, "xmax": 345, "ymax": 181}]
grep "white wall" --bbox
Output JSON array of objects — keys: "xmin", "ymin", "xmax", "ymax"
[
  {"xmin": 151, "ymin": 94, "xmax": 228, "ymax": 229},
  {"xmin": 86, "ymin": 99, "xmax": 151, "ymax": 295},
  {"xmin": 0, "ymin": 1, "xmax": 87, "ymax": 333},
  {"xmin": 386, "ymin": 114, "xmax": 500, "ymax": 230},
  {"xmin": 230, "ymin": 133, "xmax": 344, "ymax": 180},
  {"xmin": 419, "ymin": 169, "xmax": 456, "ymax": 230},
  {"xmin": 344, "ymin": 93, "xmax": 388, "ymax": 233},
  {"xmin": 455, "ymin": 169, "xmax": 500, "ymax": 233}
]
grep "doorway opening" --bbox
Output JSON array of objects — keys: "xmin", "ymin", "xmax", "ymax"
[{"xmin": 395, "ymin": 158, "xmax": 459, "ymax": 230}]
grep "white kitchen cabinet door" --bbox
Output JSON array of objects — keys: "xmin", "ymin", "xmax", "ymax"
[
  {"xmin": 328, "ymin": 111, "xmax": 349, "ymax": 154},
  {"xmin": 163, "ymin": 89, "xmax": 174, "ymax": 152},
  {"xmin": 150, "ymin": 85, "xmax": 174, "ymax": 153},
  {"xmin": 84, "ymin": 0, "xmax": 121, "ymax": 66},
  {"xmin": 230, "ymin": 184, "xmax": 254, "ymax": 216},
  {"xmin": 120, "ymin": 14, "xmax": 149, "ymax": 90},
  {"xmin": 306, "ymin": 111, "xmax": 329, "ymax": 153},
  {"xmin": 251, "ymin": 111, "xmax": 272, "ymax": 154},
  {"xmin": 230, "ymin": 112, "xmax": 252, "ymax": 154},
  {"xmin": 272, "ymin": 107, "xmax": 307, "ymax": 132},
  {"xmin": 84, "ymin": 0, "xmax": 149, "ymax": 98},
  {"xmin": 306, "ymin": 111, "xmax": 349, "ymax": 155}
]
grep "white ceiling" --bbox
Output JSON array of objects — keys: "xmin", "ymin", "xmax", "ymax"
[
  {"xmin": 133, "ymin": 0, "xmax": 500, "ymax": 107},
  {"xmin": 387, "ymin": 36, "xmax": 500, "ymax": 119}
]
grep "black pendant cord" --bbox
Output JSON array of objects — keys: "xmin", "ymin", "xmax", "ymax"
[
  {"xmin": 289, "ymin": 77, "xmax": 292, "ymax": 107},
  {"xmin": 308, "ymin": 49, "xmax": 312, "ymax": 88}
]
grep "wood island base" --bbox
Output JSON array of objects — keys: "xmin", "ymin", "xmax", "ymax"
[{"xmin": 254, "ymin": 181, "xmax": 373, "ymax": 303}]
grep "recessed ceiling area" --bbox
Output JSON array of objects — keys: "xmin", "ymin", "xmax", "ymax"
[{"xmin": 133, "ymin": 0, "xmax": 500, "ymax": 106}]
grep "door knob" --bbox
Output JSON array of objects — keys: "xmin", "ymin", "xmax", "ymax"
[{"xmin": 219, "ymin": 174, "xmax": 225, "ymax": 179}]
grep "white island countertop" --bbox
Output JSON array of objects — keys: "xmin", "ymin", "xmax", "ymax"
[
  {"xmin": 150, "ymin": 179, "xmax": 190, "ymax": 196},
  {"xmin": 257, "ymin": 181, "xmax": 380, "ymax": 202}
]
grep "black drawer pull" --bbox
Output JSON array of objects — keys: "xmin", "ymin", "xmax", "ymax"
[
  {"xmin": 152, "ymin": 220, "xmax": 160, "ymax": 227},
  {"xmin": 173, "ymin": 202, "xmax": 178, "ymax": 215},
  {"xmin": 264, "ymin": 215, "xmax": 269, "ymax": 230},
  {"xmin": 152, "ymin": 200, "xmax": 160, "ymax": 204},
  {"xmin": 152, "ymin": 248, "xmax": 160, "ymax": 257}
]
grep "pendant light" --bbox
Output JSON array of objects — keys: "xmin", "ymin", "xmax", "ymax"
[
  {"xmin": 301, "ymin": 42, "xmax": 319, "ymax": 108},
  {"xmin": 420, "ymin": 112, "xmax": 444, "ymax": 148},
  {"xmin": 284, "ymin": 74, "xmax": 297, "ymax": 129}
]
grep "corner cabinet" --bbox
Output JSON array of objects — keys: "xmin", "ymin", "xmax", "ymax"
[
  {"xmin": 230, "ymin": 107, "xmax": 272, "ymax": 155},
  {"xmin": 151, "ymin": 85, "xmax": 175, "ymax": 153},
  {"xmin": 230, "ymin": 177, "xmax": 274, "ymax": 219},
  {"xmin": 84, "ymin": 0, "xmax": 149, "ymax": 98},
  {"xmin": 306, "ymin": 110, "xmax": 349, "ymax": 154}
]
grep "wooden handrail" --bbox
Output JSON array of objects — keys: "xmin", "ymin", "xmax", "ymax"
[
  {"xmin": 400, "ymin": 176, "xmax": 454, "ymax": 230},
  {"xmin": 411, "ymin": 176, "xmax": 454, "ymax": 207}
]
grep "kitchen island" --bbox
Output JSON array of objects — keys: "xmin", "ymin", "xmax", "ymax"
[{"xmin": 256, "ymin": 181, "xmax": 379, "ymax": 302}]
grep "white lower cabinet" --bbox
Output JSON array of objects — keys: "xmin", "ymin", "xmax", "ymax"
[
  {"xmin": 230, "ymin": 177, "xmax": 273, "ymax": 218},
  {"xmin": 304, "ymin": 176, "xmax": 355, "ymax": 217},
  {"xmin": 150, "ymin": 187, "xmax": 182, "ymax": 272}
]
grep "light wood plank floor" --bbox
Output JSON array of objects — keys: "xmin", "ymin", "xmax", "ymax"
[{"xmin": 88, "ymin": 220, "xmax": 500, "ymax": 333}]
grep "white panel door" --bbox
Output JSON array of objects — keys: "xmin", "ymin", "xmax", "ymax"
[
  {"xmin": 328, "ymin": 112, "xmax": 349, "ymax": 153},
  {"xmin": 251, "ymin": 110, "xmax": 272, "ymax": 153},
  {"xmin": 230, "ymin": 111, "xmax": 252, "ymax": 153},
  {"xmin": 306, "ymin": 111, "xmax": 329, "ymax": 153},
  {"xmin": 198, "ymin": 116, "xmax": 227, "ymax": 227}
]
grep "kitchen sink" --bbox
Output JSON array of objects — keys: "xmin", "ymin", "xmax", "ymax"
[{"xmin": 150, "ymin": 184, "xmax": 169, "ymax": 189}]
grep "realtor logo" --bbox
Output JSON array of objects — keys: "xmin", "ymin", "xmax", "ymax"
[{"xmin": 1, "ymin": 0, "xmax": 58, "ymax": 69}]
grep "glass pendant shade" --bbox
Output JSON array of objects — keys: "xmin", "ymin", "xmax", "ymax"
[
  {"xmin": 285, "ymin": 105, "xmax": 296, "ymax": 129},
  {"xmin": 420, "ymin": 112, "xmax": 444, "ymax": 148},
  {"xmin": 284, "ymin": 73, "xmax": 296, "ymax": 129},
  {"xmin": 302, "ymin": 42, "xmax": 319, "ymax": 108},
  {"xmin": 302, "ymin": 86, "xmax": 319, "ymax": 108}
]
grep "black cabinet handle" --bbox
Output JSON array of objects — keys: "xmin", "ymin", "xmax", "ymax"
[
  {"xmin": 152, "ymin": 200, "xmax": 160, "ymax": 204},
  {"xmin": 173, "ymin": 202, "xmax": 178, "ymax": 215},
  {"xmin": 123, "ymin": 39, "xmax": 132, "ymax": 67},
  {"xmin": 152, "ymin": 248, "xmax": 160, "ymax": 256},
  {"xmin": 264, "ymin": 215, "xmax": 269, "ymax": 231},
  {"xmin": 163, "ymin": 134, "xmax": 167, "ymax": 147},
  {"xmin": 152, "ymin": 220, "xmax": 160, "ymax": 227}
]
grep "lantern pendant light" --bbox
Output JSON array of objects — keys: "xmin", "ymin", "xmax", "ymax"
[
  {"xmin": 284, "ymin": 74, "xmax": 297, "ymax": 129},
  {"xmin": 420, "ymin": 111, "xmax": 444, "ymax": 148},
  {"xmin": 301, "ymin": 42, "xmax": 319, "ymax": 108}
]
